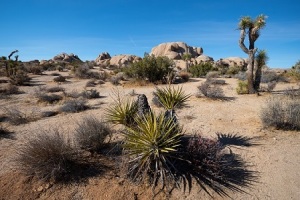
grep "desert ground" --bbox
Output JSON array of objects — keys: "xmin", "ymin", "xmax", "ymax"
[{"xmin": 0, "ymin": 70, "xmax": 299, "ymax": 200}]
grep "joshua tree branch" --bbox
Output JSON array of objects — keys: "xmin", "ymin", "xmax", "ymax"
[
  {"xmin": 8, "ymin": 50, "xmax": 18, "ymax": 60},
  {"xmin": 239, "ymin": 29, "xmax": 249, "ymax": 54}
]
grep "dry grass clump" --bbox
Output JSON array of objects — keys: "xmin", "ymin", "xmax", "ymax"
[
  {"xmin": 74, "ymin": 116, "xmax": 112, "ymax": 152},
  {"xmin": 46, "ymin": 86, "xmax": 65, "ymax": 93},
  {"xmin": 59, "ymin": 98, "xmax": 89, "ymax": 113},
  {"xmin": 3, "ymin": 107, "xmax": 29, "ymax": 125},
  {"xmin": 15, "ymin": 130, "xmax": 79, "ymax": 182},
  {"xmin": 197, "ymin": 80, "xmax": 225, "ymax": 99},
  {"xmin": 53, "ymin": 75, "xmax": 66, "ymax": 82},
  {"xmin": 34, "ymin": 87, "xmax": 63, "ymax": 104},
  {"xmin": 0, "ymin": 84, "xmax": 21, "ymax": 95},
  {"xmin": 81, "ymin": 89, "xmax": 100, "ymax": 99},
  {"xmin": 260, "ymin": 96, "xmax": 300, "ymax": 130}
]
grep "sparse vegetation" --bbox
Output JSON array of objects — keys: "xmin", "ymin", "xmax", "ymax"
[
  {"xmin": 261, "ymin": 96, "xmax": 300, "ymax": 130},
  {"xmin": 53, "ymin": 75, "xmax": 66, "ymax": 82},
  {"xmin": 75, "ymin": 116, "xmax": 112, "ymax": 152},
  {"xmin": 197, "ymin": 80, "xmax": 225, "ymax": 99},
  {"xmin": 59, "ymin": 98, "xmax": 89, "ymax": 113},
  {"xmin": 15, "ymin": 130, "xmax": 79, "ymax": 182},
  {"xmin": 3, "ymin": 107, "xmax": 29, "ymax": 125}
]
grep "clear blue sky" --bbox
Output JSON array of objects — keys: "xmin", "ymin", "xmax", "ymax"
[{"xmin": 1, "ymin": 0, "xmax": 299, "ymax": 68}]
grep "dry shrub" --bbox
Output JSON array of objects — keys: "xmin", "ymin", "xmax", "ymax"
[
  {"xmin": 236, "ymin": 80, "xmax": 248, "ymax": 94},
  {"xmin": 75, "ymin": 116, "xmax": 112, "ymax": 152},
  {"xmin": 197, "ymin": 80, "xmax": 225, "ymax": 99},
  {"xmin": 59, "ymin": 98, "xmax": 89, "ymax": 113},
  {"xmin": 266, "ymin": 81, "xmax": 277, "ymax": 92},
  {"xmin": 3, "ymin": 107, "xmax": 29, "ymax": 125},
  {"xmin": 0, "ymin": 125, "xmax": 14, "ymax": 140},
  {"xmin": 34, "ymin": 87, "xmax": 63, "ymax": 104},
  {"xmin": 261, "ymin": 96, "xmax": 300, "ymax": 130},
  {"xmin": 206, "ymin": 71, "xmax": 220, "ymax": 79},
  {"xmin": 81, "ymin": 89, "xmax": 100, "ymax": 99},
  {"xmin": 85, "ymin": 80, "xmax": 97, "ymax": 87},
  {"xmin": 46, "ymin": 86, "xmax": 65, "ymax": 93},
  {"xmin": 178, "ymin": 71, "xmax": 191, "ymax": 82},
  {"xmin": 0, "ymin": 84, "xmax": 21, "ymax": 95},
  {"xmin": 9, "ymin": 70, "xmax": 31, "ymax": 85},
  {"xmin": 15, "ymin": 130, "xmax": 79, "ymax": 182},
  {"xmin": 53, "ymin": 75, "xmax": 66, "ymax": 82}
]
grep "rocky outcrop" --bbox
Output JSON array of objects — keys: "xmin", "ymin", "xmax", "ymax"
[
  {"xmin": 195, "ymin": 55, "xmax": 214, "ymax": 63},
  {"xmin": 215, "ymin": 57, "xmax": 247, "ymax": 70},
  {"xmin": 52, "ymin": 53, "xmax": 81, "ymax": 63},
  {"xmin": 95, "ymin": 54, "xmax": 141, "ymax": 67},
  {"xmin": 150, "ymin": 42, "xmax": 203, "ymax": 60}
]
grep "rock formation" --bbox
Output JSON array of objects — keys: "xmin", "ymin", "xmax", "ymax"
[
  {"xmin": 95, "ymin": 53, "xmax": 141, "ymax": 68},
  {"xmin": 52, "ymin": 53, "xmax": 81, "ymax": 63},
  {"xmin": 150, "ymin": 42, "xmax": 203, "ymax": 60}
]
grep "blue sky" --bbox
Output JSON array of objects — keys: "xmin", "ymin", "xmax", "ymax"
[{"xmin": 1, "ymin": 0, "xmax": 299, "ymax": 68}]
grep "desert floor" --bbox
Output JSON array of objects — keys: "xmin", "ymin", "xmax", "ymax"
[{"xmin": 0, "ymin": 71, "xmax": 299, "ymax": 200}]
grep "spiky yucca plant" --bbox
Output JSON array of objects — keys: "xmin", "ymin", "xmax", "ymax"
[
  {"xmin": 123, "ymin": 112, "xmax": 183, "ymax": 189},
  {"xmin": 153, "ymin": 86, "xmax": 191, "ymax": 110},
  {"xmin": 105, "ymin": 90, "xmax": 138, "ymax": 127}
]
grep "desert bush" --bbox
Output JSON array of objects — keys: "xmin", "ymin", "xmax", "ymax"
[
  {"xmin": 59, "ymin": 98, "xmax": 89, "ymax": 113},
  {"xmin": 188, "ymin": 63, "xmax": 213, "ymax": 77},
  {"xmin": 260, "ymin": 96, "xmax": 300, "ymax": 130},
  {"xmin": 124, "ymin": 55, "xmax": 174, "ymax": 83},
  {"xmin": 234, "ymin": 71, "xmax": 247, "ymax": 80},
  {"xmin": 206, "ymin": 71, "xmax": 220, "ymax": 79},
  {"xmin": 209, "ymin": 79, "xmax": 226, "ymax": 85},
  {"xmin": 110, "ymin": 75, "xmax": 122, "ymax": 85},
  {"xmin": 3, "ymin": 107, "xmax": 29, "ymax": 125},
  {"xmin": 226, "ymin": 65, "xmax": 241, "ymax": 75},
  {"xmin": 9, "ymin": 70, "xmax": 31, "ymax": 85},
  {"xmin": 261, "ymin": 71, "xmax": 279, "ymax": 83},
  {"xmin": 63, "ymin": 90, "xmax": 82, "ymax": 99},
  {"xmin": 53, "ymin": 75, "xmax": 66, "ymax": 82},
  {"xmin": 81, "ymin": 89, "xmax": 100, "ymax": 99},
  {"xmin": 38, "ymin": 93, "xmax": 62, "ymax": 104},
  {"xmin": 182, "ymin": 135, "xmax": 224, "ymax": 177},
  {"xmin": 197, "ymin": 80, "xmax": 225, "ymax": 99},
  {"xmin": 236, "ymin": 80, "xmax": 248, "ymax": 94},
  {"xmin": 0, "ymin": 84, "xmax": 21, "ymax": 95},
  {"xmin": 15, "ymin": 130, "xmax": 78, "ymax": 182},
  {"xmin": 25, "ymin": 64, "xmax": 43, "ymax": 74},
  {"xmin": 75, "ymin": 116, "xmax": 112, "ymax": 152},
  {"xmin": 123, "ymin": 112, "xmax": 183, "ymax": 189},
  {"xmin": 283, "ymin": 86, "xmax": 300, "ymax": 99},
  {"xmin": 266, "ymin": 81, "xmax": 277, "ymax": 92},
  {"xmin": 85, "ymin": 80, "xmax": 97, "ymax": 87},
  {"xmin": 153, "ymin": 86, "xmax": 191, "ymax": 110},
  {"xmin": 47, "ymin": 86, "xmax": 65, "ymax": 93},
  {"xmin": 178, "ymin": 71, "xmax": 191, "ymax": 82}
]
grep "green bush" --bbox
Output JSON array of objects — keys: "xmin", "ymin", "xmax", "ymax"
[
  {"xmin": 188, "ymin": 63, "xmax": 213, "ymax": 77},
  {"xmin": 123, "ymin": 55, "xmax": 174, "ymax": 83},
  {"xmin": 236, "ymin": 80, "xmax": 248, "ymax": 94}
]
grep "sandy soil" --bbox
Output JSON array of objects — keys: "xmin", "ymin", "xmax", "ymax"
[{"xmin": 0, "ymin": 71, "xmax": 299, "ymax": 200}]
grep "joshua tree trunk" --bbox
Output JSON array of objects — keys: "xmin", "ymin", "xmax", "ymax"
[{"xmin": 246, "ymin": 50, "xmax": 256, "ymax": 94}]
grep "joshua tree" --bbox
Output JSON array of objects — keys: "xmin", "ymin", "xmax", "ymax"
[
  {"xmin": 238, "ymin": 14, "xmax": 267, "ymax": 93},
  {"xmin": 254, "ymin": 50, "xmax": 269, "ymax": 91}
]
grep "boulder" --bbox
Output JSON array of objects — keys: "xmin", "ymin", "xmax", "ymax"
[
  {"xmin": 95, "ymin": 52, "xmax": 111, "ymax": 61},
  {"xmin": 216, "ymin": 57, "xmax": 247, "ymax": 70},
  {"xmin": 109, "ymin": 55, "xmax": 141, "ymax": 67},
  {"xmin": 195, "ymin": 55, "xmax": 214, "ymax": 63},
  {"xmin": 52, "ymin": 53, "xmax": 81, "ymax": 63},
  {"xmin": 150, "ymin": 42, "xmax": 203, "ymax": 60}
]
